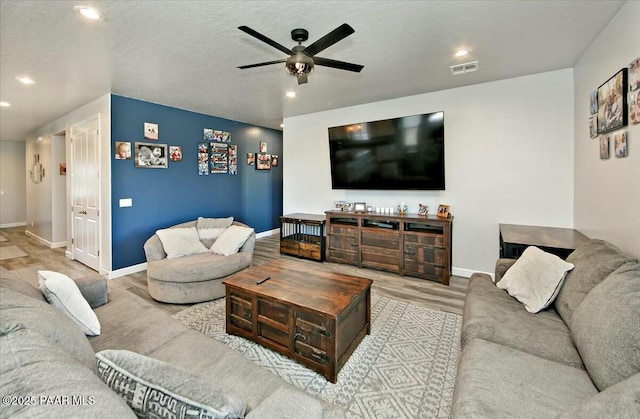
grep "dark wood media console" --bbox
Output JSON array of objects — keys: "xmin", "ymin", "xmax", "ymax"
[{"xmin": 325, "ymin": 211, "xmax": 453, "ymax": 285}]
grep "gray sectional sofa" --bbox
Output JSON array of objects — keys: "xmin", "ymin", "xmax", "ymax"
[
  {"xmin": 452, "ymin": 239, "xmax": 640, "ymax": 418},
  {"xmin": 0, "ymin": 272, "xmax": 344, "ymax": 418}
]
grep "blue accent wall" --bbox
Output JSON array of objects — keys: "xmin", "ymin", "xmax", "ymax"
[{"xmin": 111, "ymin": 95, "xmax": 283, "ymax": 270}]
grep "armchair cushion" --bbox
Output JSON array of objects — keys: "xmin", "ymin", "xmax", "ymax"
[
  {"xmin": 211, "ymin": 225, "xmax": 255, "ymax": 256},
  {"xmin": 156, "ymin": 227, "xmax": 209, "ymax": 259},
  {"xmin": 197, "ymin": 217, "xmax": 234, "ymax": 248}
]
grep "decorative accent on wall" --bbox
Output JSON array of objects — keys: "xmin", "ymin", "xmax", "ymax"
[
  {"xmin": 270, "ymin": 154, "xmax": 278, "ymax": 167},
  {"xmin": 256, "ymin": 153, "xmax": 271, "ymax": 170},
  {"xmin": 115, "ymin": 141, "xmax": 131, "ymax": 159},
  {"xmin": 144, "ymin": 122, "xmax": 159, "ymax": 140},
  {"xmin": 204, "ymin": 128, "xmax": 231, "ymax": 142},
  {"xmin": 589, "ymin": 90, "xmax": 598, "ymax": 115},
  {"xmin": 197, "ymin": 142, "xmax": 208, "ymax": 175},
  {"xmin": 597, "ymin": 68, "xmax": 627, "ymax": 135},
  {"xmin": 630, "ymin": 90, "xmax": 639, "ymax": 125},
  {"xmin": 613, "ymin": 131, "xmax": 628, "ymax": 158},
  {"xmin": 59, "ymin": 163, "xmax": 66, "ymax": 176},
  {"xmin": 599, "ymin": 136, "xmax": 610, "ymax": 159},
  {"xmin": 247, "ymin": 152, "xmax": 255, "ymax": 165},
  {"xmin": 209, "ymin": 142, "xmax": 228, "ymax": 173},
  {"xmin": 629, "ymin": 58, "xmax": 639, "ymax": 92},
  {"xmin": 29, "ymin": 154, "xmax": 44, "ymax": 184},
  {"xmin": 228, "ymin": 144, "xmax": 238, "ymax": 175},
  {"xmin": 589, "ymin": 116, "xmax": 598, "ymax": 138},
  {"xmin": 259, "ymin": 141, "xmax": 267, "ymax": 152},
  {"xmin": 135, "ymin": 142, "xmax": 167, "ymax": 168},
  {"xmin": 169, "ymin": 146, "xmax": 182, "ymax": 162}
]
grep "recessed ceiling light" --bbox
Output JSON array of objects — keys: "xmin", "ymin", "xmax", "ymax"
[
  {"xmin": 74, "ymin": 5, "xmax": 105, "ymax": 21},
  {"xmin": 455, "ymin": 49, "xmax": 469, "ymax": 58},
  {"xmin": 286, "ymin": 91, "xmax": 296, "ymax": 98},
  {"xmin": 0, "ymin": 101, "xmax": 11, "ymax": 107},
  {"xmin": 16, "ymin": 76, "xmax": 35, "ymax": 85},
  {"xmin": 280, "ymin": 124, "xmax": 284, "ymax": 128}
]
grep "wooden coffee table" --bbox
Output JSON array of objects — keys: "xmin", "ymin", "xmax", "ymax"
[{"xmin": 222, "ymin": 260, "xmax": 372, "ymax": 383}]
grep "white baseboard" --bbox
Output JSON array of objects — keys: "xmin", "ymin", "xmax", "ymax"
[
  {"xmin": 452, "ymin": 267, "xmax": 494, "ymax": 280},
  {"xmin": 108, "ymin": 262, "xmax": 147, "ymax": 279},
  {"xmin": 0, "ymin": 221, "xmax": 26, "ymax": 228},
  {"xmin": 24, "ymin": 230, "xmax": 67, "ymax": 249},
  {"xmin": 256, "ymin": 228, "xmax": 279, "ymax": 239}
]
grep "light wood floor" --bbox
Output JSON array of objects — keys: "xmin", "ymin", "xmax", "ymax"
[{"xmin": 0, "ymin": 226, "xmax": 468, "ymax": 315}]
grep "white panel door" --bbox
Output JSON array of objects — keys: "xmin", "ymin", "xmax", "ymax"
[{"xmin": 71, "ymin": 116, "xmax": 100, "ymax": 271}]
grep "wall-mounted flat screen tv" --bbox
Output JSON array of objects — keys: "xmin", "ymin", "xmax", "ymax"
[{"xmin": 328, "ymin": 111, "xmax": 445, "ymax": 190}]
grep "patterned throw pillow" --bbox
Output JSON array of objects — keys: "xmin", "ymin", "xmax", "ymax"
[
  {"xmin": 196, "ymin": 217, "xmax": 234, "ymax": 248},
  {"xmin": 95, "ymin": 350, "xmax": 246, "ymax": 419}
]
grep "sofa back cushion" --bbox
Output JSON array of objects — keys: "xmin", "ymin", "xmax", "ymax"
[
  {"xmin": 570, "ymin": 262, "xmax": 640, "ymax": 391},
  {"xmin": 554, "ymin": 240, "xmax": 637, "ymax": 325},
  {"xmin": 197, "ymin": 217, "xmax": 234, "ymax": 248},
  {"xmin": 0, "ymin": 287, "xmax": 96, "ymax": 370}
]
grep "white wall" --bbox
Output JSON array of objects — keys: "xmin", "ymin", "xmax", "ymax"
[
  {"xmin": 284, "ymin": 69, "xmax": 575, "ymax": 275},
  {"xmin": 574, "ymin": 0, "xmax": 640, "ymax": 257},
  {"xmin": 0, "ymin": 141, "xmax": 26, "ymax": 227},
  {"xmin": 25, "ymin": 94, "xmax": 111, "ymax": 270},
  {"xmin": 51, "ymin": 133, "xmax": 67, "ymax": 244}
]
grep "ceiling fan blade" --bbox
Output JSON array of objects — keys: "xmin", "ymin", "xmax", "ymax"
[
  {"xmin": 238, "ymin": 26, "xmax": 292, "ymax": 55},
  {"xmin": 313, "ymin": 56, "xmax": 364, "ymax": 73},
  {"xmin": 303, "ymin": 23, "xmax": 355, "ymax": 57},
  {"xmin": 297, "ymin": 74, "xmax": 308, "ymax": 85},
  {"xmin": 237, "ymin": 59, "xmax": 286, "ymax": 70}
]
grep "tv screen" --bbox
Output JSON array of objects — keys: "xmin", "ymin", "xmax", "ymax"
[{"xmin": 328, "ymin": 111, "xmax": 445, "ymax": 190}]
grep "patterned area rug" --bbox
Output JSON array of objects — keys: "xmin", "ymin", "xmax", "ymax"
[
  {"xmin": 173, "ymin": 295, "xmax": 461, "ymax": 418},
  {"xmin": 0, "ymin": 245, "xmax": 28, "ymax": 260}
]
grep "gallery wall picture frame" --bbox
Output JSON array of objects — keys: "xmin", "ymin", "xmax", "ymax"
[
  {"xmin": 144, "ymin": 122, "xmax": 159, "ymax": 140},
  {"xmin": 597, "ymin": 68, "xmax": 628, "ymax": 135},
  {"xmin": 271, "ymin": 154, "xmax": 279, "ymax": 167},
  {"xmin": 259, "ymin": 141, "xmax": 267, "ymax": 153},
  {"xmin": 589, "ymin": 116, "xmax": 598, "ymax": 138},
  {"xmin": 599, "ymin": 136, "xmax": 610, "ymax": 160},
  {"xmin": 256, "ymin": 153, "xmax": 271, "ymax": 170},
  {"xmin": 613, "ymin": 131, "xmax": 628, "ymax": 158},
  {"xmin": 210, "ymin": 142, "xmax": 229, "ymax": 174},
  {"xmin": 629, "ymin": 57, "xmax": 640, "ymax": 92},
  {"xmin": 630, "ymin": 90, "xmax": 640, "ymax": 125},
  {"xmin": 169, "ymin": 146, "xmax": 182, "ymax": 162},
  {"xmin": 115, "ymin": 141, "xmax": 132, "ymax": 159},
  {"xmin": 247, "ymin": 152, "xmax": 255, "ymax": 165},
  {"xmin": 197, "ymin": 142, "xmax": 209, "ymax": 175},
  {"xmin": 134, "ymin": 142, "xmax": 168, "ymax": 168},
  {"xmin": 589, "ymin": 90, "xmax": 598, "ymax": 115}
]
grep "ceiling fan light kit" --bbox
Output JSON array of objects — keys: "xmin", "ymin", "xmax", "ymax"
[{"xmin": 238, "ymin": 24, "xmax": 363, "ymax": 85}]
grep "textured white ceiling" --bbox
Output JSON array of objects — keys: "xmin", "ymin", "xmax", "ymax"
[{"xmin": 0, "ymin": 0, "xmax": 625, "ymax": 141}]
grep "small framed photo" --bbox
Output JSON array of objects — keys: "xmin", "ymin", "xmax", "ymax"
[
  {"xmin": 599, "ymin": 136, "xmax": 610, "ymax": 160},
  {"xmin": 597, "ymin": 68, "xmax": 628, "ymax": 135},
  {"xmin": 589, "ymin": 90, "xmax": 598, "ymax": 115},
  {"xmin": 589, "ymin": 116, "xmax": 598, "ymax": 138},
  {"xmin": 134, "ymin": 142, "xmax": 168, "ymax": 168},
  {"xmin": 613, "ymin": 131, "xmax": 628, "ymax": 158},
  {"xmin": 271, "ymin": 154, "xmax": 279, "ymax": 167},
  {"xmin": 353, "ymin": 202, "xmax": 366, "ymax": 212},
  {"xmin": 247, "ymin": 152, "xmax": 255, "ymax": 165},
  {"xmin": 169, "ymin": 146, "xmax": 182, "ymax": 162},
  {"xmin": 259, "ymin": 141, "xmax": 267, "ymax": 153},
  {"xmin": 256, "ymin": 153, "xmax": 271, "ymax": 170},
  {"xmin": 630, "ymin": 90, "xmax": 640, "ymax": 125},
  {"xmin": 418, "ymin": 204, "xmax": 429, "ymax": 216},
  {"xmin": 204, "ymin": 128, "xmax": 215, "ymax": 141},
  {"xmin": 115, "ymin": 141, "xmax": 131, "ymax": 160},
  {"xmin": 437, "ymin": 204, "xmax": 450, "ymax": 218},
  {"xmin": 630, "ymin": 57, "xmax": 640, "ymax": 92},
  {"xmin": 144, "ymin": 122, "xmax": 159, "ymax": 140},
  {"xmin": 59, "ymin": 163, "xmax": 66, "ymax": 176}
]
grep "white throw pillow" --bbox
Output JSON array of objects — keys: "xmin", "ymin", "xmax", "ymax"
[
  {"xmin": 156, "ymin": 227, "xmax": 209, "ymax": 259},
  {"xmin": 196, "ymin": 217, "xmax": 234, "ymax": 248},
  {"xmin": 496, "ymin": 246, "xmax": 575, "ymax": 313},
  {"xmin": 210, "ymin": 225, "xmax": 254, "ymax": 256},
  {"xmin": 38, "ymin": 270, "xmax": 101, "ymax": 336}
]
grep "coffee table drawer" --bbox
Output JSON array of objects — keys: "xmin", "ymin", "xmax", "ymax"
[{"xmin": 229, "ymin": 293, "xmax": 252, "ymax": 332}]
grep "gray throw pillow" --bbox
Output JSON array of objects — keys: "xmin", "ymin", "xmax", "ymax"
[
  {"xmin": 95, "ymin": 350, "xmax": 246, "ymax": 419},
  {"xmin": 196, "ymin": 216, "xmax": 234, "ymax": 248},
  {"xmin": 570, "ymin": 262, "xmax": 640, "ymax": 391},
  {"xmin": 554, "ymin": 239, "xmax": 637, "ymax": 325}
]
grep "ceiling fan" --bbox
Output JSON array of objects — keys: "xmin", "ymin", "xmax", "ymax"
[{"xmin": 237, "ymin": 24, "xmax": 364, "ymax": 85}]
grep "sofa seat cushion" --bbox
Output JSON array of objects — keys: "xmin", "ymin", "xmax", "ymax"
[
  {"xmin": 147, "ymin": 251, "xmax": 252, "ymax": 283},
  {"xmin": 451, "ymin": 338, "xmax": 598, "ymax": 419},
  {"xmin": 570, "ymin": 262, "xmax": 640, "ymax": 391},
  {"xmin": 0, "ymin": 287, "xmax": 96, "ymax": 370},
  {"xmin": 90, "ymin": 288, "xmax": 191, "ymax": 355},
  {"xmin": 0, "ymin": 325, "xmax": 135, "ymax": 418},
  {"xmin": 555, "ymin": 239, "xmax": 637, "ymax": 325},
  {"xmin": 462, "ymin": 274, "xmax": 584, "ymax": 368}
]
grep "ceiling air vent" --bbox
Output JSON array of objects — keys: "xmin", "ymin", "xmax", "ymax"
[{"xmin": 450, "ymin": 61, "xmax": 479, "ymax": 76}]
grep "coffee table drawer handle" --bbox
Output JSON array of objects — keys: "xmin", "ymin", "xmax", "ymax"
[
  {"xmin": 296, "ymin": 318, "xmax": 331, "ymax": 337},
  {"xmin": 294, "ymin": 333, "xmax": 306, "ymax": 341},
  {"xmin": 311, "ymin": 350, "xmax": 329, "ymax": 362}
]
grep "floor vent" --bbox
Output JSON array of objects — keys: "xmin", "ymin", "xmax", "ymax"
[{"xmin": 450, "ymin": 61, "xmax": 479, "ymax": 76}]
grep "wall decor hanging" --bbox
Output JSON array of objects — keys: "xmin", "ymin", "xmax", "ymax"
[
  {"xmin": 204, "ymin": 128, "xmax": 231, "ymax": 142},
  {"xmin": 256, "ymin": 152, "xmax": 271, "ymax": 170},
  {"xmin": 169, "ymin": 146, "xmax": 182, "ymax": 162},
  {"xmin": 259, "ymin": 141, "xmax": 267, "ymax": 153},
  {"xmin": 613, "ymin": 131, "xmax": 628, "ymax": 158},
  {"xmin": 228, "ymin": 144, "xmax": 238, "ymax": 175},
  {"xmin": 59, "ymin": 163, "xmax": 66, "ymax": 176},
  {"xmin": 271, "ymin": 154, "xmax": 279, "ymax": 167},
  {"xmin": 599, "ymin": 136, "xmax": 610, "ymax": 160},
  {"xmin": 629, "ymin": 58, "xmax": 640, "ymax": 92},
  {"xmin": 197, "ymin": 142, "xmax": 208, "ymax": 175},
  {"xmin": 589, "ymin": 116, "xmax": 598, "ymax": 138},
  {"xmin": 589, "ymin": 90, "xmax": 598, "ymax": 115},
  {"xmin": 144, "ymin": 122, "xmax": 159, "ymax": 140},
  {"xmin": 115, "ymin": 141, "xmax": 131, "ymax": 160},
  {"xmin": 29, "ymin": 154, "xmax": 44, "ymax": 183},
  {"xmin": 134, "ymin": 142, "xmax": 168, "ymax": 168},
  {"xmin": 209, "ymin": 142, "xmax": 228, "ymax": 173},
  {"xmin": 630, "ymin": 90, "xmax": 639, "ymax": 125},
  {"xmin": 597, "ymin": 68, "xmax": 627, "ymax": 135},
  {"xmin": 247, "ymin": 152, "xmax": 255, "ymax": 165}
]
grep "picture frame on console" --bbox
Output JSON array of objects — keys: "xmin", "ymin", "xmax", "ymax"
[
  {"xmin": 437, "ymin": 204, "xmax": 450, "ymax": 218},
  {"xmin": 597, "ymin": 68, "xmax": 628, "ymax": 135},
  {"xmin": 353, "ymin": 202, "xmax": 366, "ymax": 212}
]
